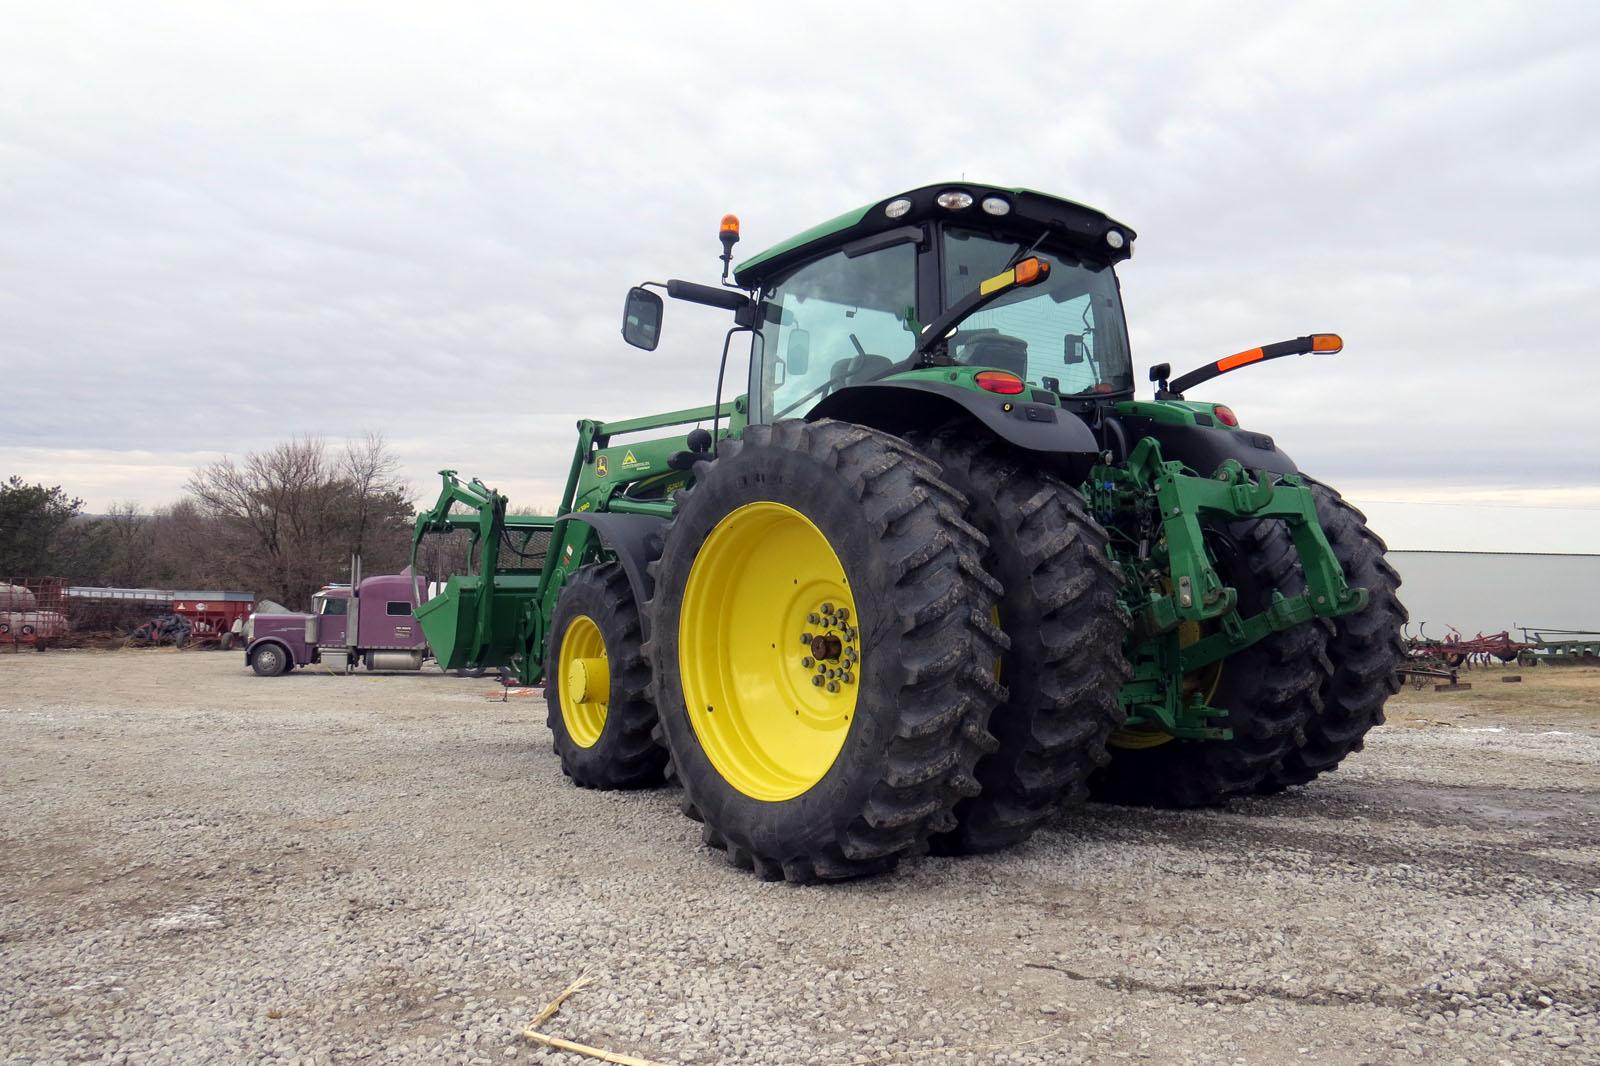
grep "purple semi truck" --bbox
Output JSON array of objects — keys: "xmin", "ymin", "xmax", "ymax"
[{"xmin": 242, "ymin": 570, "xmax": 430, "ymax": 676}]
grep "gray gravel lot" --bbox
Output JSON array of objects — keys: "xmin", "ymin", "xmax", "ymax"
[{"xmin": 3, "ymin": 651, "xmax": 1597, "ymax": 1065}]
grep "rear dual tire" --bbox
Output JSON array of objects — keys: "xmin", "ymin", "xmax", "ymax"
[
  {"xmin": 909, "ymin": 430, "xmax": 1129, "ymax": 854},
  {"xmin": 1091, "ymin": 517, "xmax": 1330, "ymax": 807},
  {"xmin": 1260, "ymin": 481, "xmax": 1406, "ymax": 791}
]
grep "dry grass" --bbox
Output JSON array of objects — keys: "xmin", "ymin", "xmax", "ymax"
[{"xmin": 1387, "ymin": 663, "xmax": 1600, "ymax": 729}]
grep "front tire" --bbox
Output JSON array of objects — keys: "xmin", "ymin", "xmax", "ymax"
[
  {"xmin": 544, "ymin": 562, "xmax": 667, "ymax": 790},
  {"xmin": 647, "ymin": 419, "xmax": 1006, "ymax": 882},
  {"xmin": 910, "ymin": 430, "xmax": 1129, "ymax": 854},
  {"xmin": 250, "ymin": 643, "xmax": 289, "ymax": 677}
]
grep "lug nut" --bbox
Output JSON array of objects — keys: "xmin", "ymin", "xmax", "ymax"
[
  {"xmin": 842, "ymin": 671, "xmax": 854, "ymax": 684},
  {"xmin": 826, "ymin": 681, "xmax": 839, "ymax": 693},
  {"xmin": 801, "ymin": 656, "xmax": 814, "ymax": 668},
  {"xmin": 811, "ymin": 675, "xmax": 824, "ymax": 687},
  {"xmin": 836, "ymin": 607, "xmax": 849, "ymax": 621},
  {"xmin": 807, "ymin": 613, "xmax": 821, "ymax": 624},
  {"xmin": 800, "ymin": 632, "xmax": 813, "ymax": 644},
  {"xmin": 821, "ymin": 602, "xmax": 834, "ymax": 615}
]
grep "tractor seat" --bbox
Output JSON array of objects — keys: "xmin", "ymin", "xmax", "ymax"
[
  {"xmin": 958, "ymin": 334, "xmax": 1029, "ymax": 377},
  {"xmin": 830, "ymin": 353, "xmax": 893, "ymax": 386}
]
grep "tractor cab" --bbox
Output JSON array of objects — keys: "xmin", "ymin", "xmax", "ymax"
[
  {"xmin": 729, "ymin": 185, "xmax": 1138, "ymax": 424},
  {"xmin": 620, "ymin": 184, "xmax": 1141, "ymax": 478}
]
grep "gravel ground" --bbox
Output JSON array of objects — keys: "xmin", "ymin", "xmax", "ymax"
[{"xmin": 2, "ymin": 650, "xmax": 1597, "ymax": 1065}]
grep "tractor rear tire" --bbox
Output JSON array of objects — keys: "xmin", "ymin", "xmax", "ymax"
[
  {"xmin": 909, "ymin": 430, "xmax": 1129, "ymax": 854},
  {"xmin": 544, "ymin": 562, "xmax": 667, "ymax": 790},
  {"xmin": 1260, "ymin": 482, "xmax": 1406, "ymax": 791},
  {"xmin": 1091, "ymin": 517, "xmax": 1329, "ymax": 808},
  {"xmin": 250, "ymin": 643, "xmax": 289, "ymax": 677},
  {"xmin": 646, "ymin": 419, "xmax": 1006, "ymax": 882}
]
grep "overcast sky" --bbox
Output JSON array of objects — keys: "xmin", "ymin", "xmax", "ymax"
[{"xmin": 3, "ymin": 2, "xmax": 1598, "ymax": 551}]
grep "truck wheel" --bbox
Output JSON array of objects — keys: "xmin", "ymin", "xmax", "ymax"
[
  {"xmin": 909, "ymin": 429, "xmax": 1129, "ymax": 854},
  {"xmin": 647, "ymin": 419, "xmax": 1005, "ymax": 882},
  {"xmin": 1260, "ymin": 481, "xmax": 1406, "ymax": 791},
  {"xmin": 544, "ymin": 562, "xmax": 666, "ymax": 789},
  {"xmin": 1091, "ymin": 517, "xmax": 1329, "ymax": 807},
  {"xmin": 250, "ymin": 643, "xmax": 289, "ymax": 677}
]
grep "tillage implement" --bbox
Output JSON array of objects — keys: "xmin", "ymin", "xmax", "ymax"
[{"xmin": 411, "ymin": 183, "xmax": 1408, "ymax": 881}]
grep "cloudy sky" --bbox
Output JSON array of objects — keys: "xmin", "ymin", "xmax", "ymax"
[{"xmin": 3, "ymin": 2, "xmax": 1597, "ymax": 550}]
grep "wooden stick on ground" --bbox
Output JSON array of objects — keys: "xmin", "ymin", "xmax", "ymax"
[
  {"xmin": 521, "ymin": 971, "xmax": 676, "ymax": 1066},
  {"xmin": 521, "ymin": 972, "xmax": 1048, "ymax": 1066}
]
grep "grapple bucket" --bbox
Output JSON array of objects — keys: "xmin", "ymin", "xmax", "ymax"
[{"xmin": 417, "ymin": 573, "xmax": 541, "ymax": 670}]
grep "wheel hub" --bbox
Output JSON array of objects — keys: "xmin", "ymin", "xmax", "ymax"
[
  {"xmin": 557, "ymin": 614, "xmax": 609, "ymax": 749},
  {"xmin": 799, "ymin": 604, "xmax": 856, "ymax": 695}
]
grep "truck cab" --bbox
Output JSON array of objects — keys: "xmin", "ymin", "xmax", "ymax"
[{"xmin": 243, "ymin": 570, "xmax": 430, "ymax": 676}]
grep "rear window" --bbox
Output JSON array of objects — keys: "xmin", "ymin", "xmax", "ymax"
[{"xmin": 385, "ymin": 601, "xmax": 412, "ymax": 617}]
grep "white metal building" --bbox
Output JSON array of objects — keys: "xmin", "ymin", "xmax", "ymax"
[{"xmin": 1386, "ymin": 551, "xmax": 1600, "ymax": 638}]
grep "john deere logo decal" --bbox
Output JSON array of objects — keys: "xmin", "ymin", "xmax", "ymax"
[{"xmin": 596, "ymin": 454, "xmax": 608, "ymax": 477}]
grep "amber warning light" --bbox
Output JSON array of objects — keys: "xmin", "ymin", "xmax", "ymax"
[{"xmin": 718, "ymin": 214, "xmax": 741, "ymax": 281}]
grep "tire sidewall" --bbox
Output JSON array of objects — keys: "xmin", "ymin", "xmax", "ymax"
[{"xmin": 652, "ymin": 431, "xmax": 911, "ymax": 859}]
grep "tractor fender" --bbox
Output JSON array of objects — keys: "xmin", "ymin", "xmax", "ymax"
[
  {"xmin": 1114, "ymin": 415, "xmax": 1300, "ymax": 477},
  {"xmin": 561, "ymin": 511, "xmax": 667, "ymax": 610},
  {"xmin": 807, "ymin": 380, "xmax": 1101, "ymax": 457}
]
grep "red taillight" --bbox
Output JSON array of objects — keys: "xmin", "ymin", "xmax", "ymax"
[
  {"xmin": 975, "ymin": 370, "xmax": 1026, "ymax": 395},
  {"xmin": 1212, "ymin": 404, "xmax": 1239, "ymax": 427}
]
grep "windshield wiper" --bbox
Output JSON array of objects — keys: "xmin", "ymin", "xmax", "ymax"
[{"xmin": 1004, "ymin": 224, "xmax": 1055, "ymax": 270}]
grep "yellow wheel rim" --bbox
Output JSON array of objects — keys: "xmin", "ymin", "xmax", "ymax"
[
  {"xmin": 1108, "ymin": 617, "xmax": 1224, "ymax": 750},
  {"xmin": 557, "ymin": 614, "xmax": 608, "ymax": 748},
  {"xmin": 680, "ymin": 501, "xmax": 860, "ymax": 802}
]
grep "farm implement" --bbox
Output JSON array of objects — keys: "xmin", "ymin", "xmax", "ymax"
[{"xmin": 411, "ymin": 182, "xmax": 1408, "ymax": 881}]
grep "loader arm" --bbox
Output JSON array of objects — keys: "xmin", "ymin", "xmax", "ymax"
[{"xmin": 411, "ymin": 470, "xmax": 554, "ymax": 672}]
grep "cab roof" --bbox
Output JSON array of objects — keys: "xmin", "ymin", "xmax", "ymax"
[{"xmin": 732, "ymin": 182, "xmax": 1136, "ymax": 288}]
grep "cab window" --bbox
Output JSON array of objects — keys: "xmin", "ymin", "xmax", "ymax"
[
  {"xmin": 754, "ymin": 241, "xmax": 919, "ymax": 422},
  {"xmin": 941, "ymin": 227, "xmax": 1133, "ymax": 395},
  {"xmin": 315, "ymin": 596, "xmax": 347, "ymax": 616}
]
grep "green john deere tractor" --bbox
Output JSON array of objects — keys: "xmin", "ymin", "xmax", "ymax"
[{"xmin": 411, "ymin": 182, "xmax": 1407, "ymax": 881}]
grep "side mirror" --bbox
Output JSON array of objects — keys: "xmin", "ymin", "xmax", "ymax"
[
  {"xmin": 786, "ymin": 328, "xmax": 811, "ymax": 376},
  {"xmin": 621, "ymin": 287, "xmax": 663, "ymax": 351},
  {"xmin": 1064, "ymin": 333, "xmax": 1086, "ymax": 364}
]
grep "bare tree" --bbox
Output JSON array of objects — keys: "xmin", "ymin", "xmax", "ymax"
[{"xmin": 185, "ymin": 436, "xmax": 413, "ymax": 609}]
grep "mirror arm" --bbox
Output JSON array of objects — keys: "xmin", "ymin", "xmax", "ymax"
[{"xmin": 667, "ymin": 279, "xmax": 754, "ymax": 314}]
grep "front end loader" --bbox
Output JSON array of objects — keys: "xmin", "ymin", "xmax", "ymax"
[{"xmin": 417, "ymin": 183, "xmax": 1407, "ymax": 881}]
